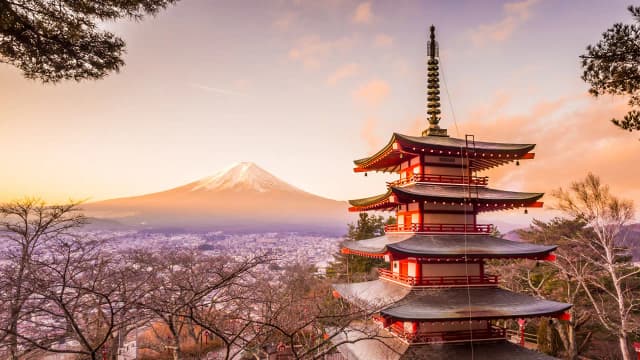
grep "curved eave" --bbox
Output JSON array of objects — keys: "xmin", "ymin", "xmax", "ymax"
[
  {"xmin": 380, "ymin": 287, "xmax": 572, "ymax": 321},
  {"xmin": 348, "ymin": 190, "xmax": 396, "ymax": 212},
  {"xmin": 349, "ymin": 185, "xmax": 543, "ymax": 213},
  {"xmin": 341, "ymin": 234, "xmax": 557, "ymax": 260},
  {"xmin": 353, "ymin": 133, "xmax": 536, "ymax": 173},
  {"xmin": 353, "ymin": 134, "xmax": 400, "ymax": 168},
  {"xmin": 334, "ymin": 332, "xmax": 559, "ymax": 360},
  {"xmin": 333, "ymin": 281, "xmax": 572, "ymax": 322},
  {"xmin": 392, "ymin": 184, "xmax": 544, "ymax": 211}
]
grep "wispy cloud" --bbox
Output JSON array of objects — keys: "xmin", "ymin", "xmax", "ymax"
[
  {"xmin": 189, "ymin": 83, "xmax": 248, "ymax": 97},
  {"xmin": 352, "ymin": 2, "xmax": 373, "ymax": 24},
  {"xmin": 408, "ymin": 91, "xmax": 640, "ymax": 211},
  {"xmin": 288, "ymin": 36, "xmax": 354, "ymax": 68},
  {"xmin": 326, "ymin": 63, "xmax": 361, "ymax": 85},
  {"xmin": 361, "ymin": 117, "xmax": 382, "ymax": 153},
  {"xmin": 373, "ymin": 33, "xmax": 393, "ymax": 47},
  {"xmin": 352, "ymin": 79, "xmax": 390, "ymax": 106},
  {"xmin": 470, "ymin": 0, "xmax": 539, "ymax": 47},
  {"xmin": 273, "ymin": 11, "xmax": 296, "ymax": 31}
]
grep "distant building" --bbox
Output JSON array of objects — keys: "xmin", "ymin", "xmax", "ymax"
[
  {"xmin": 332, "ymin": 26, "xmax": 571, "ymax": 360},
  {"xmin": 117, "ymin": 340, "xmax": 137, "ymax": 360}
]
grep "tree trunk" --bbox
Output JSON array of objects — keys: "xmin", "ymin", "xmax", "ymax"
[
  {"xmin": 173, "ymin": 336, "xmax": 181, "ymax": 360},
  {"xmin": 9, "ymin": 303, "xmax": 20, "ymax": 360},
  {"xmin": 567, "ymin": 321, "xmax": 577, "ymax": 360},
  {"xmin": 619, "ymin": 332, "xmax": 631, "ymax": 360},
  {"xmin": 611, "ymin": 265, "xmax": 632, "ymax": 360}
]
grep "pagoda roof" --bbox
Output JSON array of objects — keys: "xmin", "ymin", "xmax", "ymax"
[
  {"xmin": 354, "ymin": 133, "xmax": 536, "ymax": 173},
  {"xmin": 334, "ymin": 326, "xmax": 557, "ymax": 360},
  {"xmin": 348, "ymin": 184, "xmax": 543, "ymax": 212},
  {"xmin": 341, "ymin": 233, "xmax": 557, "ymax": 259},
  {"xmin": 333, "ymin": 280, "xmax": 571, "ymax": 321}
]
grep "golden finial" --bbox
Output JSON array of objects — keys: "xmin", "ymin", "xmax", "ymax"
[{"xmin": 422, "ymin": 25, "xmax": 448, "ymax": 137}]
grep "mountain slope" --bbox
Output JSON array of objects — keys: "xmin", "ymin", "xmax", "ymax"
[{"xmin": 83, "ymin": 162, "xmax": 351, "ymax": 234}]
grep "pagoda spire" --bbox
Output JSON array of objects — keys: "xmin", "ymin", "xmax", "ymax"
[{"xmin": 422, "ymin": 25, "xmax": 448, "ymax": 137}]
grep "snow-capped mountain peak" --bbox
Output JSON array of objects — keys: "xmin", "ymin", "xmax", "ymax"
[{"xmin": 190, "ymin": 162, "xmax": 302, "ymax": 193}]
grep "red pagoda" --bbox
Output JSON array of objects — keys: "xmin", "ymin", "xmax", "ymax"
[{"xmin": 332, "ymin": 26, "xmax": 571, "ymax": 359}]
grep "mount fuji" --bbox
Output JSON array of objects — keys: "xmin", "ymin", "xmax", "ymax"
[{"xmin": 83, "ymin": 162, "xmax": 351, "ymax": 234}]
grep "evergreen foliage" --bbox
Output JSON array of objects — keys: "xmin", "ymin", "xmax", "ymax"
[
  {"xmin": 581, "ymin": 6, "xmax": 640, "ymax": 131},
  {"xmin": 0, "ymin": 0, "xmax": 178, "ymax": 82},
  {"xmin": 326, "ymin": 213, "xmax": 394, "ymax": 281}
]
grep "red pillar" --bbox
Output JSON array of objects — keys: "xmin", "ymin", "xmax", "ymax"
[
  {"xmin": 633, "ymin": 342, "xmax": 640, "ymax": 360},
  {"xmin": 415, "ymin": 258, "xmax": 422, "ymax": 285},
  {"xmin": 517, "ymin": 318, "xmax": 526, "ymax": 346},
  {"xmin": 418, "ymin": 201, "xmax": 424, "ymax": 232}
]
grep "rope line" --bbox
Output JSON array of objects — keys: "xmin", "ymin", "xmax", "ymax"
[{"xmin": 440, "ymin": 55, "xmax": 475, "ymax": 360}]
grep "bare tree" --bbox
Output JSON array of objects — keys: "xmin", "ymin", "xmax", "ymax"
[
  {"xmin": 14, "ymin": 235, "xmax": 151, "ymax": 360},
  {"xmin": 0, "ymin": 198, "xmax": 86, "ymax": 359},
  {"xmin": 498, "ymin": 218, "xmax": 595, "ymax": 359},
  {"xmin": 245, "ymin": 264, "xmax": 394, "ymax": 360},
  {"xmin": 554, "ymin": 173, "xmax": 638, "ymax": 360},
  {"xmin": 134, "ymin": 250, "xmax": 271, "ymax": 360}
]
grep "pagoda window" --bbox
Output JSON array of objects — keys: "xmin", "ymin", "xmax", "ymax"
[
  {"xmin": 397, "ymin": 216, "xmax": 405, "ymax": 226},
  {"xmin": 424, "ymin": 165, "xmax": 466, "ymax": 176},
  {"xmin": 411, "ymin": 213, "xmax": 420, "ymax": 224},
  {"xmin": 425, "ymin": 213, "xmax": 474, "ymax": 224},
  {"xmin": 392, "ymin": 261, "xmax": 400, "ymax": 274},
  {"xmin": 419, "ymin": 320, "xmax": 488, "ymax": 333},
  {"xmin": 421, "ymin": 263, "xmax": 481, "ymax": 277},
  {"xmin": 407, "ymin": 262, "xmax": 417, "ymax": 277},
  {"xmin": 412, "ymin": 165, "xmax": 422, "ymax": 175},
  {"xmin": 403, "ymin": 321, "xmax": 417, "ymax": 334},
  {"xmin": 407, "ymin": 203, "xmax": 419, "ymax": 211}
]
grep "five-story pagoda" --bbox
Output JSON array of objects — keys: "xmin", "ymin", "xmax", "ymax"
[{"xmin": 332, "ymin": 26, "xmax": 571, "ymax": 360}]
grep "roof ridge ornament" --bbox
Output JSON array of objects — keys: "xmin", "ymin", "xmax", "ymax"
[{"xmin": 422, "ymin": 25, "xmax": 449, "ymax": 137}]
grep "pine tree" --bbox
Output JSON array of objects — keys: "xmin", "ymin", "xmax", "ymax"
[
  {"xmin": 326, "ymin": 213, "xmax": 394, "ymax": 281},
  {"xmin": 0, "ymin": 0, "xmax": 178, "ymax": 82},
  {"xmin": 581, "ymin": 5, "xmax": 640, "ymax": 131}
]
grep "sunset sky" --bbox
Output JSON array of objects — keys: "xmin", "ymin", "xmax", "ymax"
[{"xmin": 1, "ymin": 0, "xmax": 638, "ymax": 227}]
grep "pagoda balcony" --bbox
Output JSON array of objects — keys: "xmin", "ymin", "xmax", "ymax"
[
  {"xmin": 390, "ymin": 324, "xmax": 507, "ymax": 344},
  {"xmin": 384, "ymin": 223, "xmax": 493, "ymax": 234},
  {"xmin": 387, "ymin": 174, "xmax": 488, "ymax": 187},
  {"xmin": 378, "ymin": 269, "xmax": 499, "ymax": 287}
]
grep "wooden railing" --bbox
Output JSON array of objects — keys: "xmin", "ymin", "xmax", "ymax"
[
  {"xmin": 388, "ymin": 174, "xmax": 488, "ymax": 187},
  {"xmin": 384, "ymin": 223, "xmax": 493, "ymax": 234},
  {"xmin": 506, "ymin": 329, "xmax": 538, "ymax": 346},
  {"xmin": 390, "ymin": 325, "xmax": 507, "ymax": 344},
  {"xmin": 378, "ymin": 269, "xmax": 499, "ymax": 287}
]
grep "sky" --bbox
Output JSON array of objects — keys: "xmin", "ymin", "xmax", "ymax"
[{"xmin": 1, "ymin": 0, "xmax": 638, "ymax": 227}]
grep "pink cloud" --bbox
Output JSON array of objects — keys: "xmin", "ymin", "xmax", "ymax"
[
  {"xmin": 402, "ymin": 91, "xmax": 640, "ymax": 220},
  {"xmin": 273, "ymin": 12, "xmax": 296, "ymax": 31},
  {"xmin": 288, "ymin": 36, "xmax": 353, "ymax": 68},
  {"xmin": 470, "ymin": 0, "xmax": 539, "ymax": 46},
  {"xmin": 373, "ymin": 33, "xmax": 393, "ymax": 47},
  {"xmin": 361, "ymin": 117, "xmax": 382, "ymax": 153},
  {"xmin": 463, "ymin": 93, "xmax": 638, "ymax": 213},
  {"xmin": 326, "ymin": 63, "xmax": 361, "ymax": 85},
  {"xmin": 353, "ymin": 2, "xmax": 373, "ymax": 24},
  {"xmin": 352, "ymin": 79, "xmax": 390, "ymax": 106}
]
